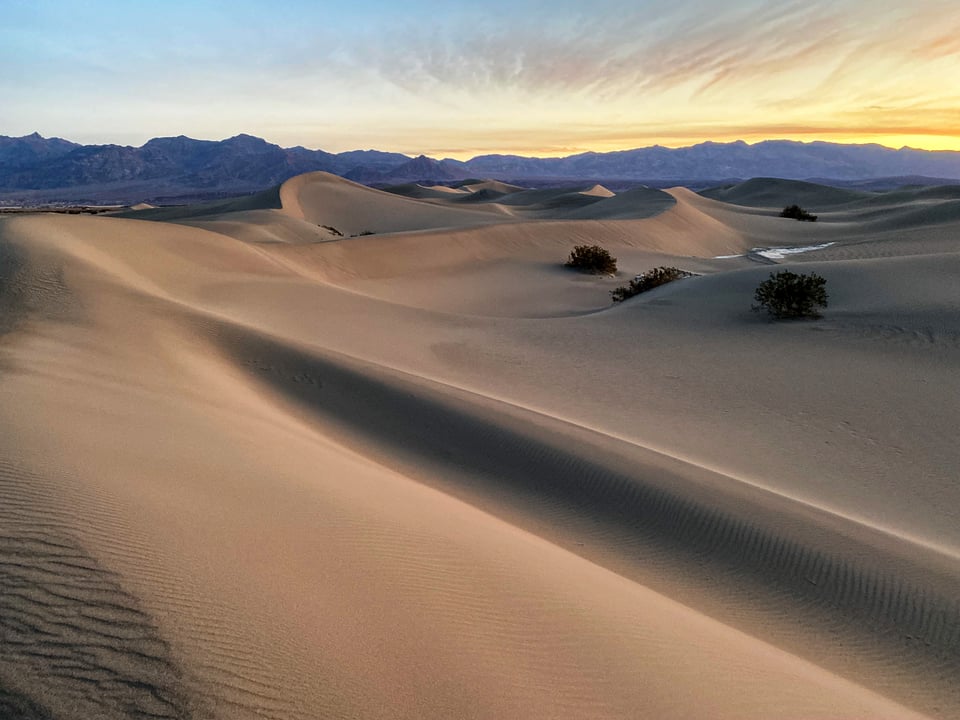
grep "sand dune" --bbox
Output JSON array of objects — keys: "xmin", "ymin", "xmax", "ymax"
[
  {"xmin": 702, "ymin": 177, "xmax": 873, "ymax": 208},
  {"xmin": 1, "ymin": 175, "xmax": 959, "ymax": 719},
  {"xmin": 702, "ymin": 177, "xmax": 960, "ymax": 233},
  {"xmin": 121, "ymin": 184, "xmax": 283, "ymax": 221},
  {"xmin": 382, "ymin": 183, "xmax": 472, "ymax": 200},
  {"xmin": 561, "ymin": 185, "xmax": 676, "ymax": 219},
  {"xmin": 579, "ymin": 183, "xmax": 616, "ymax": 197},
  {"xmin": 278, "ymin": 172, "xmax": 512, "ymax": 234},
  {"xmin": 460, "ymin": 179, "xmax": 528, "ymax": 194},
  {"xmin": 381, "ymin": 177, "xmax": 670, "ymax": 220}
]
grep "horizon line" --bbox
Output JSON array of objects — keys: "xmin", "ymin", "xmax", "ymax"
[{"xmin": 7, "ymin": 132, "xmax": 959, "ymax": 162}]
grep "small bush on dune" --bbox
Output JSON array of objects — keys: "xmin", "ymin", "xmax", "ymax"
[
  {"xmin": 752, "ymin": 270, "xmax": 828, "ymax": 319},
  {"xmin": 611, "ymin": 266, "xmax": 693, "ymax": 302},
  {"xmin": 780, "ymin": 204, "xmax": 818, "ymax": 222},
  {"xmin": 566, "ymin": 245, "xmax": 617, "ymax": 274}
]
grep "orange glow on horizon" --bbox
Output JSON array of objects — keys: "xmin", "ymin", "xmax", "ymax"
[
  {"xmin": 424, "ymin": 132, "xmax": 960, "ymax": 162},
  {"xmin": 9, "ymin": 1, "xmax": 960, "ymax": 167}
]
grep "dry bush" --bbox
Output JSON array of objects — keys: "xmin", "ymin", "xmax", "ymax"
[
  {"xmin": 779, "ymin": 204, "xmax": 818, "ymax": 222},
  {"xmin": 752, "ymin": 270, "xmax": 828, "ymax": 319},
  {"xmin": 611, "ymin": 266, "xmax": 693, "ymax": 302},
  {"xmin": 566, "ymin": 245, "xmax": 617, "ymax": 274}
]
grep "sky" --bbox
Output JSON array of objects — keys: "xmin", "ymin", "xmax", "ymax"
[{"xmin": 3, "ymin": 0, "xmax": 959, "ymax": 159}]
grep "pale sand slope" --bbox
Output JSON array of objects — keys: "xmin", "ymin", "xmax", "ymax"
[{"xmin": 0, "ymin": 173, "xmax": 958, "ymax": 719}]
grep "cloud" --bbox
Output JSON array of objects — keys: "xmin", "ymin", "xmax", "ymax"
[
  {"xmin": 5, "ymin": 0, "xmax": 958, "ymax": 155},
  {"xmin": 352, "ymin": 2, "xmax": 800, "ymax": 93},
  {"xmin": 346, "ymin": 0, "xmax": 954, "ymax": 114}
]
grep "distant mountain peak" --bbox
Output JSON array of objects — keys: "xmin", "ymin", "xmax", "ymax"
[
  {"xmin": 372, "ymin": 154, "xmax": 470, "ymax": 183},
  {"xmin": 222, "ymin": 133, "xmax": 273, "ymax": 149}
]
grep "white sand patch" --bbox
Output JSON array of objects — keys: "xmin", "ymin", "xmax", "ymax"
[{"xmin": 753, "ymin": 242, "xmax": 836, "ymax": 260}]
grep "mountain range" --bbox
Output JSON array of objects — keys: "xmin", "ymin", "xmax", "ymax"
[{"xmin": 2, "ymin": 132, "xmax": 959, "ymax": 205}]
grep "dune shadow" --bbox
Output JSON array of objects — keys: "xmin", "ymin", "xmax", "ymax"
[{"xmin": 220, "ymin": 324, "xmax": 960, "ymax": 692}]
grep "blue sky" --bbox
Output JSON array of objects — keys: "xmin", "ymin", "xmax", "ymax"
[{"xmin": 3, "ymin": 0, "xmax": 959, "ymax": 157}]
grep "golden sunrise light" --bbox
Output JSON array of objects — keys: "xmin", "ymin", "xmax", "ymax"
[
  {"xmin": 4, "ymin": 0, "xmax": 959, "ymax": 157},
  {"xmin": 5, "ymin": 3, "xmax": 960, "ymax": 719}
]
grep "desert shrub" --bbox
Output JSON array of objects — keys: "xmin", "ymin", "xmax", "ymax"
[
  {"xmin": 566, "ymin": 245, "xmax": 617, "ymax": 274},
  {"xmin": 320, "ymin": 224, "xmax": 343, "ymax": 236},
  {"xmin": 611, "ymin": 266, "xmax": 694, "ymax": 302},
  {"xmin": 779, "ymin": 204, "xmax": 818, "ymax": 222},
  {"xmin": 752, "ymin": 270, "xmax": 828, "ymax": 319}
]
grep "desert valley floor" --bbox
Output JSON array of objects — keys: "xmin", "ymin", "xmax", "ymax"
[{"xmin": 1, "ymin": 172, "xmax": 959, "ymax": 719}]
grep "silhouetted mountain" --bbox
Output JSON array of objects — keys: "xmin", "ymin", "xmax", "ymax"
[
  {"xmin": 463, "ymin": 140, "xmax": 960, "ymax": 182},
  {"xmin": 2, "ymin": 133, "xmax": 959, "ymax": 205},
  {"xmin": 333, "ymin": 150, "xmax": 411, "ymax": 176},
  {"xmin": 0, "ymin": 132, "xmax": 80, "ymax": 170},
  {"xmin": 0, "ymin": 133, "xmax": 354, "ymax": 203},
  {"xmin": 370, "ymin": 155, "xmax": 471, "ymax": 184}
]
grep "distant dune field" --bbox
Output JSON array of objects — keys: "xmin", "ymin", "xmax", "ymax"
[{"xmin": 1, "ymin": 173, "xmax": 958, "ymax": 719}]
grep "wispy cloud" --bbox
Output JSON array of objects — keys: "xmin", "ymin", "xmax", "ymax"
[
  {"xmin": 4, "ymin": 0, "xmax": 959, "ymax": 154},
  {"xmin": 350, "ymin": 2, "xmax": 853, "ymax": 93},
  {"xmin": 345, "ymin": 0, "xmax": 956, "ymax": 119}
]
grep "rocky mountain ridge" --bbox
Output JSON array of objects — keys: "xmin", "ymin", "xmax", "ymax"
[{"xmin": 2, "ymin": 133, "xmax": 959, "ymax": 204}]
